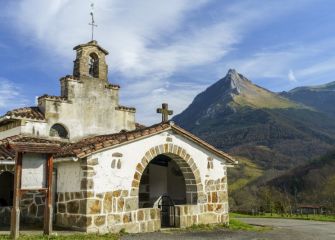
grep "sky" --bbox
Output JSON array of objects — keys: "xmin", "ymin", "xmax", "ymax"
[{"xmin": 0, "ymin": 0, "xmax": 335, "ymax": 124}]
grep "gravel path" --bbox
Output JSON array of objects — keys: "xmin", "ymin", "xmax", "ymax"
[{"xmin": 122, "ymin": 218, "xmax": 335, "ymax": 240}]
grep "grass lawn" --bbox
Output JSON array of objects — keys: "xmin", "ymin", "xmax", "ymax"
[{"xmin": 231, "ymin": 212, "xmax": 335, "ymax": 222}]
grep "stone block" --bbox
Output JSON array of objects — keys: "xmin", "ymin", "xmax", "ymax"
[
  {"xmin": 75, "ymin": 192, "xmax": 83, "ymax": 199},
  {"xmin": 125, "ymin": 197, "xmax": 138, "ymax": 211},
  {"xmin": 132, "ymin": 180, "xmax": 139, "ymax": 188},
  {"xmin": 78, "ymin": 216, "xmax": 92, "ymax": 228},
  {"xmin": 79, "ymin": 200, "xmax": 86, "ymax": 214},
  {"xmin": 103, "ymin": 192, "xmax": 113, "ymax": 213},
  {"xmin": 112, "ymin": 190, "xmax": 121, "ymax": 197},
  {"xmin": 124, "ymin": 223, "xmax": 140, "ymax": 233},
  {"xmin": 137, "ymin": 209, "xmax": 144, "ymax": 221},
  {"xmin": 147, "ymin": 221, "xmax": 155, "ymax": 232},
  {"xmin": 130, "ymin": 188, "xmax": 139, "ymax": 197},
  {"xmin": 58, "ymin": 193, "xmax": 64, "ymax": 202},
  {"xmin": 67, "ymin": 200, "xmax": 80, "ymax": 214},
  {"xmin": 150, "ymin": 209, "xmax": 157, "ymax": 220},
  {"xmin": 212, "ymin": 192, "xmax": 218, "ymax": 203},
  {"xmin": 58, "ymin": 203, "xmax": 66, "ymax": 213},
  {"xmin": 136, "ymin": 163, "xmax": 144, "ymax": 173},
  {"xmin": 134, "ymin": 172, "xmax": 141, "ymax": 181},
  {"xmin": 94, "ymin": 215, "xmax": 106, "ymax": 226},
  {"xmin": 123, "ymin": 213, "xmax": 131, "ymax": 223},
  {"xmin": 65, "ymin": 192, "xmax": 71, "ymax": 201},
  {"xmin": 108, "ymin": 214, "xmax": 121, "ymax": 225},
  {"xmin": 117, "ymin": 198, "xmax": 125, "ymax": 212},
  {"xmin": 198, "ymin": 213, "xmax": 218, "ymax": 224},
  {"xmin": 87, "ymin": 158, "xmax": 99, "ymax": 166},
  {"xmin": 88, "ymin": 199, "xmax": 101, "ymax": 214}
]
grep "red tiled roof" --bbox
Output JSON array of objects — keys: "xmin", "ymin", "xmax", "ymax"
[
  {"xmin": 56, "ymin": 122, "xmax": 237, "ymax": 164},
  {"xmin": 2, "ymin": 107, "xmax": 45, "ymax": 121},
  {"xmin": 0, "ymin": 145, "xmax": 14, "ymax": 161},
  {"xmin": 0, "ymin": 136, "xmax": 63, "ymax": 161},
  {"xmin": 0, "ymin": 123, "xmax": 236, "ymax": 164},
  {"xmin": 135, "ymin": 123, "xmax": 146, "ymax": 130}
]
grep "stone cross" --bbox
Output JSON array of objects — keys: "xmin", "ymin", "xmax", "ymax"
[
  {"xmin": 157, "ymin": 103, "xmax": 173, "ymax": 122},
  {"xmin": 89, "ymin": 4, "xmax": 98, "ymax": 41}
]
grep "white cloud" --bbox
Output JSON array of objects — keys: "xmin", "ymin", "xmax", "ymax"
[
  {"xmin": 288, "ymin": 69, "xmax": 297, "ymax": 82},
  {"xmin": 4, "ymin": 0, "xmax": 316, "ymax": 124},
  {"xmin": 0, "ymin": 78, "xmax": 28, "ymax": 113}
]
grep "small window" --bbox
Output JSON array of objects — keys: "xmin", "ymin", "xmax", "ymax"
[
  {"xmin": 88, "ymin": 53, "xmax": 99, "ymax": 78},
  {"xmin": 50, "ymin": 124, "xmax": 69, "ymax": 139}
]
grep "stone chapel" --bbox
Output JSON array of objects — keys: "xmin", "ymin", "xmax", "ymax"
[{"xmin": 0, "ymin": 40, "xmax": 237, "ymax": 233}]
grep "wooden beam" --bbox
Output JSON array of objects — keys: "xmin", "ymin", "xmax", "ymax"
[
  {"xmin": 44, "ymin": 154, "xmax": 53, "ymax": 235},
  {"xmin": 10, "ymin": 152, "xmax": 22, "ymax": 239}
]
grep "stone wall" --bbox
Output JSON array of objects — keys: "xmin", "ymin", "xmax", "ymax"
[
  {"xmin": 20, "ymin": 191, "xmax": 46, "ymax": 224},
  {"xmin": 174, "ymin": 175, "xmax": 229, "ymax": 228},
  {"xmin": 55, "ymin": 190, "xmax": 160, "ymax": 233},
  {"xmin": 56, "ymin": 158, "xmax": 160, "ymax": 233}
]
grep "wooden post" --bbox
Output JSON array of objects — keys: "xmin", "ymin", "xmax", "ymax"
[
  {"xmin": 10, "ymin": 152, "xmax": 23, "ymax": 239},
  {"xmin": 44, "ymin": 154, "xmax": 53, "ymax": 235}
]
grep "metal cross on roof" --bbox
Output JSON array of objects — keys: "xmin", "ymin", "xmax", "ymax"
[
  {"xmin": 157, "ymin": 103, "xmax": 173, "ymax": 122},
  {"xmin": 89, "ymin": 3, "xmax": 98, "ymax": 41}
]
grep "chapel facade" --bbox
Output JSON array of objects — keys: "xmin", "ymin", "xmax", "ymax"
[{"xmin": 0, "ymin": 41, "xmax": 237, "ymax": 233}]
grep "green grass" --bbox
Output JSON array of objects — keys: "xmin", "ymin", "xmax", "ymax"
[
  {"xmin": 228, "ymin": 156, "xmax": 263, "ymax": 192},
  {"xmin": 228, "ymin": 219, "xmax": 270, "ymax": 232},
  {"xmin": 185, "ymin": 218, "xmax": 270, "ymax": 233},
  {"xmin": 0, "ymin": 234, "xmax": 120, "ymax": 240},
  {"xmin": 231, "ymin": 212, "xmax": 335, "ymax": 222}
]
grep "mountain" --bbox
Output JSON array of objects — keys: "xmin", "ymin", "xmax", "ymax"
[
  {"xmin": 173, "ymin": 69, "xmax": 335, "ymax": 211},
  {"xmin": 174, "ymin": 69, "xmax": 335, "ymax": 169},
  {"xmin": 281, "ymin": 81, "xmax": 335, "ymax": 118}
]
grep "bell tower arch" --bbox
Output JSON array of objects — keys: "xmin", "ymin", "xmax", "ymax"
[{"xmin": 73, "ymin": 40, "xmax": 109, "ymax": 81}]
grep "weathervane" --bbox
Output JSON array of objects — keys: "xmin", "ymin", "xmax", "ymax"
[{"xmin": 89, "ymin": 3, "xmax": 98, "ymax": 41}]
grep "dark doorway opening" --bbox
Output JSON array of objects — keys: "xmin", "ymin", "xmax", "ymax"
[
  {"xmin": 0, "ymin": 171, "xmax": 14, "ymax": 207},
  {"xmin": 139, "ymin": 154, "xmax": 187, "ymax": 209}
]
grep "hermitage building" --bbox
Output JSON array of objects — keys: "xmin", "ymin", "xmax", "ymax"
[{"xmin": 0, "ymin": 40, "xmax": 237, "ymax": 233}]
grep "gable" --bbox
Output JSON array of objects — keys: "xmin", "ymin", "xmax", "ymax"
[{"xmin": 55, "ymin": 121, "xmax": 236, "ymax": 164}]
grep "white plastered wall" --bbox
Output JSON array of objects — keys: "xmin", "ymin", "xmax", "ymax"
[
  {"xmin": 89, "ymin": 129, "xmax": 227, "ymax": 194},
  {"xmin": 56, "ymin": 161, "xmax": 82, "ymax": 193}
]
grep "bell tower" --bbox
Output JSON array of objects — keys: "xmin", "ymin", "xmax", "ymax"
[{"xmin": 73, "ymin": 40, "xmax": 109, "ymax": 81}]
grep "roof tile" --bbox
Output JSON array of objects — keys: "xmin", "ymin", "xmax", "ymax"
[{"xmin": 2, "ymin": 107, "xmax": 45, "ymax": 121}]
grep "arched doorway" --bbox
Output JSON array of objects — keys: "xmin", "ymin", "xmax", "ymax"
[
  {"xmin": 133, "ymin": 144, "xmax": 204, "ymax": 228},
  {"xmin": 138, "ymin": 154, "xmax": 187, "ymax": 208},
  {"xmin": 0, "ymin": 171, "xmax": 14, "ymax": 207}
]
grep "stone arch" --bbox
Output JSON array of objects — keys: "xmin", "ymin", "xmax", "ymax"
[
  {"xmin": 132, "ymin": 144, "xmax": 205, "ymax": 207},
  {"xmin": 50, "ymin": 123, "xmax": 69, "ymax": 139},
  {"xmin": 0, "ymin": 171, "xmax": 14, "ymax": 207},
  {"xmin": 88, "ymin": 52, "xmax": 99, "ymax": 78}
]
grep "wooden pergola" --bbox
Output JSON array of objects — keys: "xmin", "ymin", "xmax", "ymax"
[{"xmin": 7, "ymin": 142, "xmax": 60, "ymax": 239}]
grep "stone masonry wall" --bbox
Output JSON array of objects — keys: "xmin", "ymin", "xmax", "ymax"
[
  {"xmin": 20, "ymin": 191, "xmax": 46, "ymax": 224},
  {"xmin": 175, "ymin": 176, "xmax": 229, "ymax": 228},
  {"xmin": 55, "ymin": 158, "xmax": 160, "ymax": 233},
  {"xmin": 55, "ymin": 190, "xmax": 160, "ymax": 233}
]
